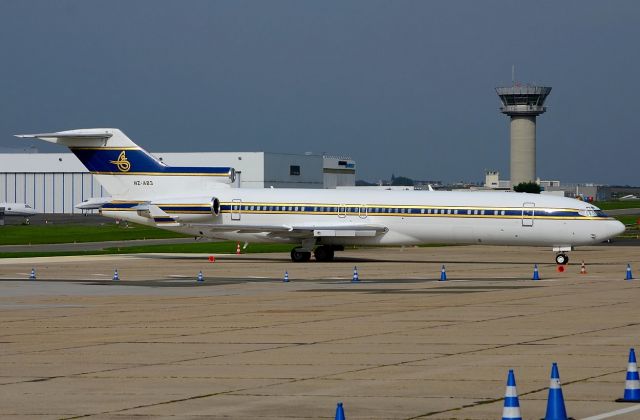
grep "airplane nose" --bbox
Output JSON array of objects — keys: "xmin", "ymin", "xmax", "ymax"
[{"xmin": 609, "ymin": 220, "xmax": 626, "ymax": 238}]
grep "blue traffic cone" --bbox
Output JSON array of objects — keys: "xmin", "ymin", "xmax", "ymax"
[
  {"xmin": 532, "ymin": 264, "xmax": 540, "ymax": 281},
  {"xmin": 197, "ymin": 271, "xmax": 204, "ymax": 282},
  {"xmin": 440, "ymin": 264, "xmax": 447, "ymax": 281},
  {"xmin": 334, "ymin": 402, "xmax": 346, "ymax": 420},
  {"xmin": 544, "ymin": 362, "xmax": 568, "ymax": 420},
  {"xmin": 502, "ymin": 369, "xmax": 522, "ymax": 420},
  {"xmin": 112, "ymin": 269, "xmax": 119, "ymax": 281},
  {"xmin": 352, "ymin": 266, "xmax": 359, "ymax": 282},
  {"xmin": 617, "ymin": 348, "xmax": 640, "ymax": 402},
  {"xmin": 283, "ymin": 271, "xmax": 289, "ymax": 282},
  {"xmin": 29, "ymin": 268, "xmax": 36, "ymax": 280},
  {"xmin": 626, "ymin": 264, "xmax": 633, "ymax": 280}
]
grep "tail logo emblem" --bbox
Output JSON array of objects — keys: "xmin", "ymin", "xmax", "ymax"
[{"xmin": 110, "ymin": 151, "xmax": 131, "ymax": 172}]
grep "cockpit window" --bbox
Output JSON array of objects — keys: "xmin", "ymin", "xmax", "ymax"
[{"xmin": 578, "ymin": 206, "xmax": 607, "ymax": 217}]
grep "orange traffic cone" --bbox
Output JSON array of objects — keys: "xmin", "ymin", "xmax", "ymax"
[
  {"xmin": 580, "ymin": 261, "xmax": 587, "ymax": 275},
  {"xmin": 236, "ymin": 242, "xmax": 241, "ymax": 255}
]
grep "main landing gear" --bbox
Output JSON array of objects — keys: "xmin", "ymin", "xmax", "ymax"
[
  {"xmin": 555, "ymin": 254, "xmax": 569, "ymax": 265},
  {"xmin": 290, "ymin": 245, "xmax": 341, "ymax": 262},
  {"xmin": 313, "ymin": 246, "xmax": 335, "ymax": 262},
  {"xmin": 290, "ymin": 248, "xmax": 311, "ymax": 262}
]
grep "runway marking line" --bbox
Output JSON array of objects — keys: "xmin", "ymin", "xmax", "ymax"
[{"xmin": 581, "ymin": 404, "xmax": 640, "ymax": 419}]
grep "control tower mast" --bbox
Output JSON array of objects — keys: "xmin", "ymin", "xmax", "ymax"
[{"xmin": 496, "ymin": 84, "xmax": 551, "ymax": 188}]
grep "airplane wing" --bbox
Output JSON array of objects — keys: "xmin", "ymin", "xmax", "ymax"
[{"xmin": 187, "ymin": 223, "xmax": 388, "ymax": 238}]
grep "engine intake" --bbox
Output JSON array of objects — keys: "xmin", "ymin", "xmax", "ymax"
[{"xmin": 211, "ymin": 197, "xmax": 221, "ymax": 216}]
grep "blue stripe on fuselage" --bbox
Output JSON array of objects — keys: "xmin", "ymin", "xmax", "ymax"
[{"xmin": 69, "ymin": 148, "xmax": 232, "ymax": 175}]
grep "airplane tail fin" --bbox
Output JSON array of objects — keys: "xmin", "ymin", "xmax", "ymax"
[{"xmin": 16, "ymin": 129, "xmax": 235, "ymax": 199}]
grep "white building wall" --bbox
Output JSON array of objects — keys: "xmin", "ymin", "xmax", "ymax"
[
  {"xmin": 264, "ymin": 153, "xmax": 323, "ymax": 188},
  {"xmin": 322, "ymin": 156, "xmax": 356, "ymax": 189},
  {"xmin": 1, "ymin": 171, "xmax": 109, "ymax": 214}
]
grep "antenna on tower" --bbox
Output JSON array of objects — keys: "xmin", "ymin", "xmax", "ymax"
[{"xmin": 511, "ymin": 65, "xmax": 515, "ymax": 85}]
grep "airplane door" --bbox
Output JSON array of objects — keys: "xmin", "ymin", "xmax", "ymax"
[
  {"xmin": 338, "ymin": 205, "xmax": 347, "ymax": 218},
  {"xmin": 359, "ymin": 205, "xmax": 368, "ymax": 219},
  {"xmin": 231, "ymin": 199, "xmax": 242, "ymax": 221},
  {"xmin": 522, "ymin": 202, "xmax": 535, "ymax": 227},
  {"xmin": 0, "ymin": 207, "xmax": 4, "ymax": 226}
]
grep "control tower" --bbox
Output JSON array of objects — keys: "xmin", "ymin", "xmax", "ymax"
[{"xmin": 496, "ymin": 84, "xmax": 551, "ymax": 188}]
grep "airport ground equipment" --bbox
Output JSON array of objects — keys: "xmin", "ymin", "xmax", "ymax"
[
  {"xmin": 626, "ymin": 264, "xmax": 633, "ymax": 280},
  {"xmin": 532, "ymin": 264, "xmax": 540, "ymax": 280},
  {"xmin": 616, "ymin": 348, "xmax": 640, "ymax": 402},
  {"xmin": 197, "ymin": 271, "xmax": 203, "ymax": 282},
  {"xmin": 112, "ymin": 269, "xmax": 119, "ymax": 281},
  {"xmin": 544, "ymin": 362, "xmax": 569, "ymax": 420},
  {"xmin": 351, "ymin": 266, "xmax": 359, "ymax": 283},
  {"xmin": 29, "ymin": 268, "xmax": 36, "ymax": 280},
  {"xmin": 283, "ymin": 271, "xmax": 289, "ymax": 283},
  {"xmin": 334, "ymin": 402, "xmax": 345, "ymax": 420},
  {"xmin": 580, "ymin": 262, "xmax": 587, "ymax": 275},
  {"xmin": 440, "ymin": 264, "xmax": 447, "ymax": 281},
  {"xmin": 502, "ymin": 369, "xmax": 522, "ymax": 420},
  {"xmin": 496, "ymin": 84, "xmax": 551, "ymax": 187}
]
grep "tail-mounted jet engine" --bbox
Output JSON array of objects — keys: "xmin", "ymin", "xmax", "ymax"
[{"xmin": 211, "ymin": 197, "xmax": 221, "ymax": 216}]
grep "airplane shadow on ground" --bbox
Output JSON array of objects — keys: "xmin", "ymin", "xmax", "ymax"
[
  {"xmin": 137, "ymin": 254, "xmax": 619, "ymax": 266},
  {"xmin": 0, "ymin": 277, "xmax": 540, "ymax": 288}
]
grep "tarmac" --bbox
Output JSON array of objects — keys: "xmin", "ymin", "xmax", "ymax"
[{"xmin": 1, "ymin": 244, "xmax": 639, "ymax": 419}]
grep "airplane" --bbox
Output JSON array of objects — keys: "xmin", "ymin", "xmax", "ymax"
[
  {"xmin": 16, "ymin": 128, "xmax": 625, "ymax": 264},
  {"xmin": 0, "ymin": 202, "xmax": 38, "ymax": 225}
]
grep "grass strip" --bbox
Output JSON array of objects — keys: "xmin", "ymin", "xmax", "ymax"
[
  {"xmin": 595, "ymin": 201, "xmax": 640, "ymax": 210},
  {"xmin": 0, "ymin": 223, "xmax": 188, "ymax": 245}
]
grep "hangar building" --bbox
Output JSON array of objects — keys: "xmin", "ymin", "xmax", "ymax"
[{"xmin": 0, "ymin": 152, "xmax": 356, "ymax": 214}]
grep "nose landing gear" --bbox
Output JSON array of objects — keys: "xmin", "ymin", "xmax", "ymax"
[{"xmin": 555, "ymin": 253, "xmax": 569, "ymax": 265}]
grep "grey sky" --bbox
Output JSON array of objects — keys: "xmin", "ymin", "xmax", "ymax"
[{"xmin": 1, "ymin": 1, "xmax": 638, "ymax": 184}]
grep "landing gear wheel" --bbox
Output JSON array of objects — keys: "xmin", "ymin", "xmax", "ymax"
[
  {"xmin": 314, "ymin": 246, "xmax": 335, "ymax": 262},
  {"xmin": 291, "ymin": 248, "xmax": 311, "ymax": 263},
  {"xmin": 555, "ymin": 254, "xmax": 569, "ymax": 265}
]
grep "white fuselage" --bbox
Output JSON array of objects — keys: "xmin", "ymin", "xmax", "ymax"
[
  {"xmin": 100, "ymin": 188, "xmax": 625, "ymax": 248},
  {"xmin": 0, "ymin": 203, "xmax": 38, "ymax": 217}
]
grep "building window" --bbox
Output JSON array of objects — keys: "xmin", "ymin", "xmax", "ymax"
[{"xmin": 290, "ymin": 165, "xmax": 300, "ymax": 176}]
